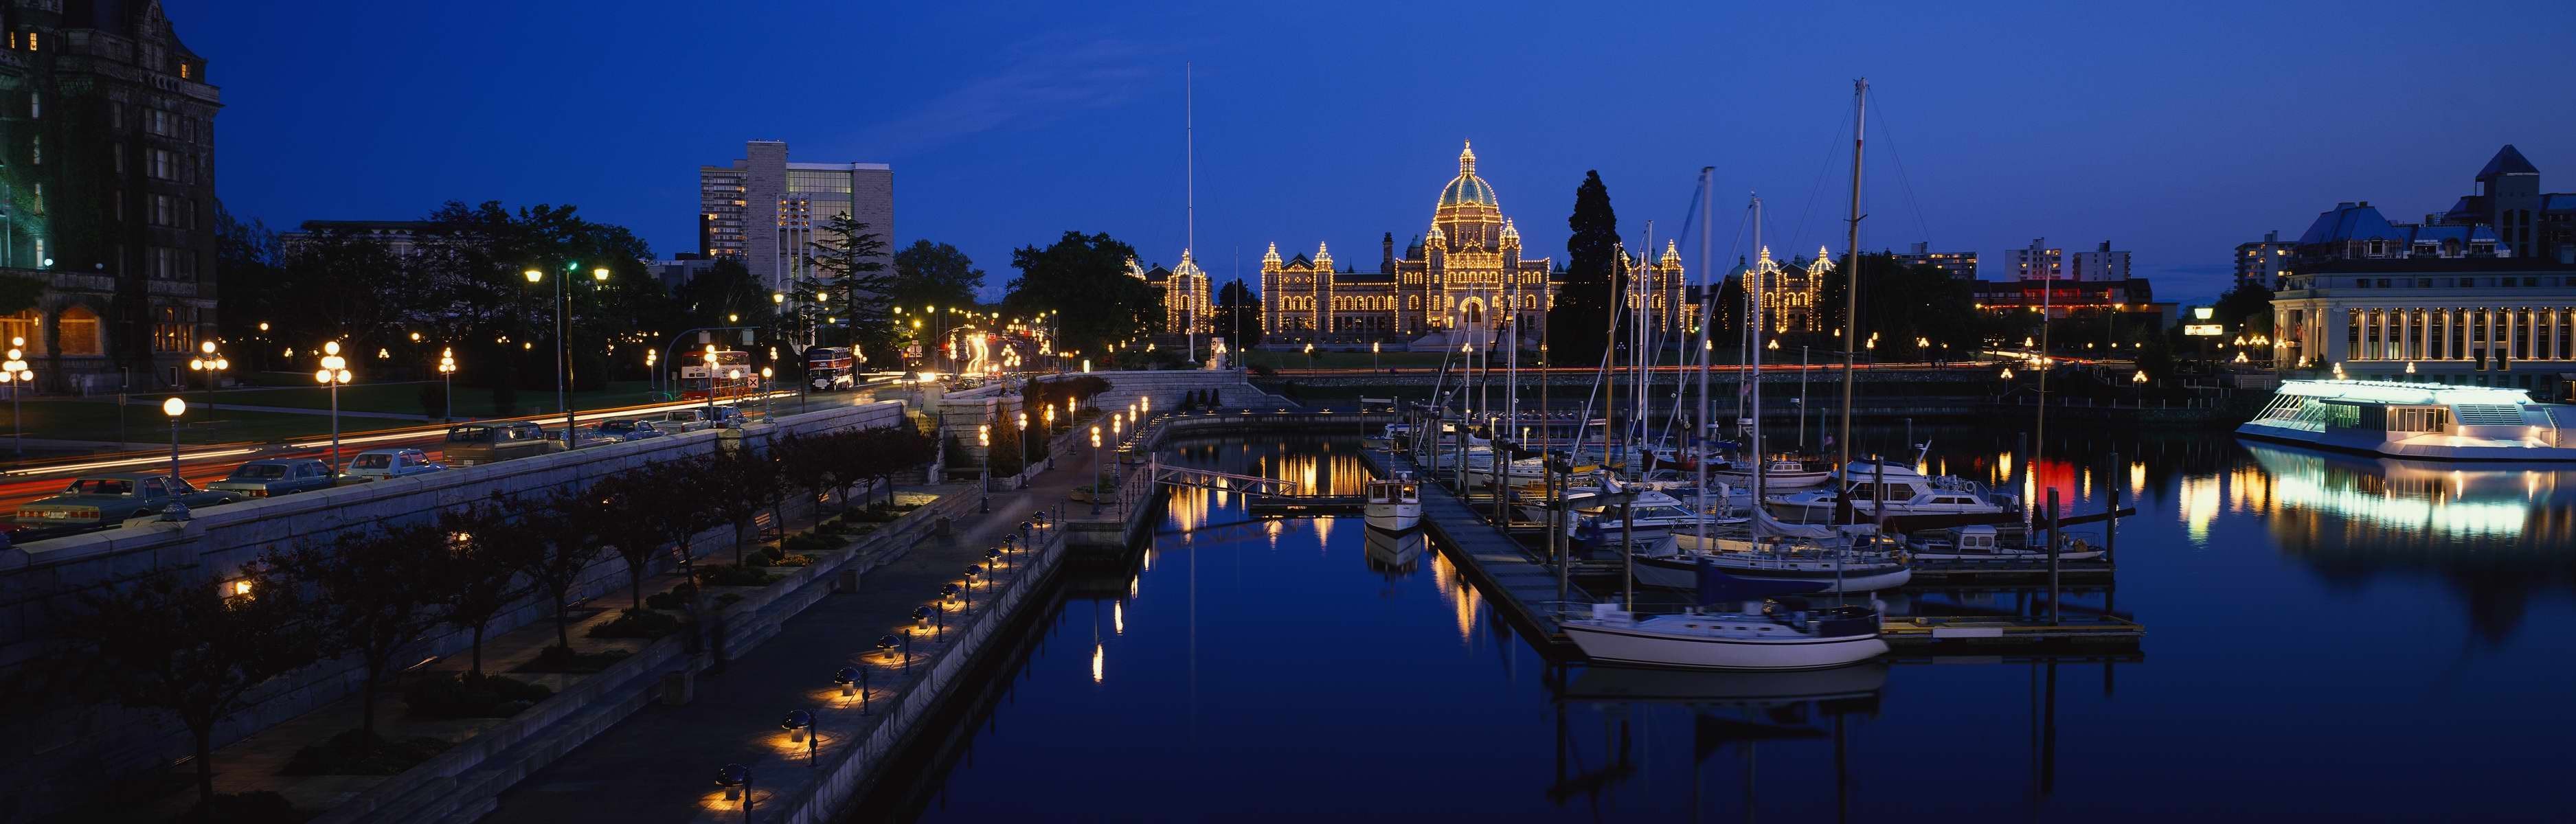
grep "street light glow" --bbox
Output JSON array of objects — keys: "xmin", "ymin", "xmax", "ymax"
[{"xmin": 161, "ymin": 397, "xmax": 186, "ymax": 417}]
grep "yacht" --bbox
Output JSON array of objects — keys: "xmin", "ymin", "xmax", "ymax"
[
  {"xmin": 1566, "ymin": 489, "xmax": 1743, "ymax": 553},
  {"xmin": 1364, "ymin": 472, "xmax": 1422, "ymax": 533},
  {"xmin": 1362, "ymin": 422, "xmax": 1412, "ymax": 450},
  {"xmin": 2235, "ymin": 378, "xmax": 2576, "ymax": 461},
  {"xmin": 1904, "ymin": 524, "xmax": 2102, "ymax": 562},
  {"xmin": 1765, "ymin": 460, "xmax": 2016, "ymax": 529},
  {"xmin": 1636, "ymin": 539, "xmax": 1913, "ymax": 593},
  {"xmin": 1563, "ymin": 595, "xmax": 1888, "ymax": 671}
]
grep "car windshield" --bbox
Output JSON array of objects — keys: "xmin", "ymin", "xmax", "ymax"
[
  {"xmin": 352, "ymin": 454, "xmax": 392, "ymax": 470},
  {"xmin": 447, "ymin": 427, "xmax": 493, "ymax": 443},
  {"xmin": 65, "ymin": 478, "xmax": 135, "ymax": 494},
  {"xmin": 228, "ymin": 464, "xmax": 289, "ymax": 480}
]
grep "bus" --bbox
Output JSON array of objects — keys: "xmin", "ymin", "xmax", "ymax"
[
  {"xmin": 680, "ymin": 350, "xmax": 759, "ymax": 402},
  {"xmin": 806, "ymin": 346, "xmax": 857, "ymax": 391}
]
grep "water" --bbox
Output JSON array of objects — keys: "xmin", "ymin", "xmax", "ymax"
[{"xmin": 859, "ymin": 431, "xmax": 2576, "ymax": 822}]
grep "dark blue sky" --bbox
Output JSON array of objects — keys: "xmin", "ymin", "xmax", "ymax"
[{"xmin": 179, "ymin": 1, "xmax": 2576, "ymax": 304}]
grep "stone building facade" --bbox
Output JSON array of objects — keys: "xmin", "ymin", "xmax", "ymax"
[
  {"xmin": 0, "ymin": 0, "xmax": 221, "ymax": 392},
  {"xmin": 1258, "ymin": 142, "xmax": 1686, "ymax": 347}
]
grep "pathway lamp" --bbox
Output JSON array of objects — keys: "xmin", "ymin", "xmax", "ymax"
[
  {"xmin": 1090, "ymin": 425, "xmax": 1103, "ymax": 515},
  {"xmin": 977, "ymin": 423, "xmax": 991, "ymax": 513},
  {"xmin": 714, "ymin": 764, "xmax": 751, "ymax": 811},
  {"xmin": 315, "ymin": 342, "xmax": 353, "ymax": 470},
  {"xmin": 1016, "ymin": 411, "xmax": 1030, "ymax": 488},
  {"xmin": 190, "ymin": 340, "xmax": 228, "ymax": 419},
  {"xmin": 875, "ymin": 632, "xmax": 904, "ymax": 667},
  {"xmin": 161, "ymin": 397, "xmax": 186, "ymax": 484},
  {"xmin": 913, "ymin": 604, "xmax": 941, "ymax": 639},
  {"xmin": 780, "ymin": 709, "xmax": 817, "ymax": 764},
  {"xmin": 833, "ymin": 665, "xmax": 869, "ymax": 714}
]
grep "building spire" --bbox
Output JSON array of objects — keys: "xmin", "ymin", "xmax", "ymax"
[{"xmin": 1459, "ymin": 140, "xmax": 1477, "ymax": 174}]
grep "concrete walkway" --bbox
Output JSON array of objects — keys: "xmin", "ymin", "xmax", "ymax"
[{"xmin": 480, "ymin": 458, "xmax": 1089, "ymax": 824}]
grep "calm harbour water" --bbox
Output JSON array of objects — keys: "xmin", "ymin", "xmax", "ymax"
[{"xmin": 859, "ymin": 431, "xmax": 2576, "ymax": 822}]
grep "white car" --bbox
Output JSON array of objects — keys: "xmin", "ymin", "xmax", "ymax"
[{"xmin": 340, "ymin": 448, "xmax": 445, "ymax": 482}]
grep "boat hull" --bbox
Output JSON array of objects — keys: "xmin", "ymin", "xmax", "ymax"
[
  {"xmin": 1763, "ymin": 501, "xmax": 2015, "ymax": 531},
  {"xmin": 1632, "ymin": 554, "xmax": 1912, "ymax": 592},
  {"xmin": 1364, "ymin": 499, "xmax": 1422, "ymax": 533},
  {"xmin": 1563, "ymin": 621, "xmax": 1890, "ymax": 671}
]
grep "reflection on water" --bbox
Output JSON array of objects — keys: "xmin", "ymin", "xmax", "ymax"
[{"xmin": 863, "ymin": 432, "xmax": 2576, "ymax": 823}]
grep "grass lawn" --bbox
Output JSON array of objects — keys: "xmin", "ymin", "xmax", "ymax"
[
  {"xmin": 212, "ymin": 379, "xmax": 669, "ymax": 417},
  {"xmin": 4, "ymin": 400, "xmax": 423, "ymax": 446}
]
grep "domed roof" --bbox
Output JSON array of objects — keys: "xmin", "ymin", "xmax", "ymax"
[{"xmin": 1437, "ymin": 141, "xmax": 1500, "ymax": 209}]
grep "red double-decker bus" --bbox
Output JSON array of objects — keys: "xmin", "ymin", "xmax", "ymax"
[{"xmin": 680, "ymin": 350, "xmax": 758, "ymax": 402}]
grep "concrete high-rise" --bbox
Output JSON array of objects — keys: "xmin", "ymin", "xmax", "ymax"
[
  {"xmin": 2066, "ymin": 240, "xmax": 2132, "ymax": 282},
  {"xmin": 2004, "ymin": 238, "xmax": 2063, "ymax": 280},
  {"xmin": 699, "ymin": 141, "xmax": 894, "ymax": 293}
]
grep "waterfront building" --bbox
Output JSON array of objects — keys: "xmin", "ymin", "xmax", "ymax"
[
  {"xmin": 699, "ymin": 141, "xmax": 894, "ymax": 293},
  {"xmin": 1971, "ymin": 277, "xmax": 2166, "ymax": 321},
  {"xmin": 2235, "ymin": 229, "xmax": 2295, "ymax": 288},
  {"xmin": 0, "ymin": 2, "xmax": 221, "ymax": 392},
  {"xmin": 2268, "ymin": 258, "xmax": 2576, "ymax": 397},
  {"xmin": 1731, "ymin": 246, "xmax": 1835, "ymax": 332},
  {"xmin": 2066, "ymin": 240, "xmax": 2131, "ymax": 282},
  {"xmin": 1896, "ymin": 241, "xmax": 1976, "ymax": 280},
  {"xmin": 1259, "ymin": 141, "xmax": 1686, "ymax": 347},
  {"xmin": 2003, "ymin": 238, "xmax": 2063, "ymax": 280},
  {"xmin": 1129, "ymin": 250, "xmax": 1211, "ymax": 334}
]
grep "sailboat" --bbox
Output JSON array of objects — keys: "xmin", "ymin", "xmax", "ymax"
[{"xmin": 1562, "ymin": 556, "xmax": 1888, "ymax": 670}]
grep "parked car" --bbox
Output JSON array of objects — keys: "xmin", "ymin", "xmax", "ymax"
[
  {"xmin": 555, "ymin": 426, "xmax": 628, "ymax": 447},
  {"xmin": 339, "ymin": 448, "xmax": 444, "ymax": 482},
  {"xmin": 659, "ymin": 406, "xmax": 747, "ymax": 432},
  {"xmin": 594, "ymin": 419, "xmax": 668, "ymax": 441},
  {"xmin": 14, "ymin": 473, "xmax": 242, "ymax": 527},
  {"xmin": 207, "ymin": 458, "xmax": 339, "ymax": 497},
  {"xmin": 443, "ymin": 421, "xmax": 564, "ymax": 466}
]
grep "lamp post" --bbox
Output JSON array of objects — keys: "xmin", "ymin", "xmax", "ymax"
[
  {"xmin": 436, "ymin": 347, "xmax": 457, "ymax": 421},
  {"xmin": 1016, "ymin": 411, "xmax": 1030, "ymax": 488},
  {"xmin": 1372, "ymin": 340, "xmax": 1380, "ymax": 373},
  {"xmin": 977, "ymin": 423, "xmax": 991, "ymax": 513},
  {"xmin": 526, "ymin": 264, "xmax": 607, "ymax": 446},
  {"xmin": 161, "ymin": 396, "xmax": 185, "ymax": 482},
  {"xmin": 1, "ymin": 339, "xmax": 29, "ymax": 457},
  {"xmin": 189, "ymin": 340, "xmax": 228, "ymax": 420},
  {"xmin": 701, "ymin": 346, "xmax": 719, "ymax": 421},
  {"xmin": 760, "ymin": 367, "xmax": 774, "ymax": 420},
  {"xmin": 315, "ymin": 342, "xmax": 352, "ymax": 470},
  {"xmin": 1089, "ymin": 425, "xmax": 1103, "ymax": 516}
]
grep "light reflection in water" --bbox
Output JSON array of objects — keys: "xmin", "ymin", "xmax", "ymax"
[
  {"xmin": 1090, "ymin": 642, "xmax": 1103, "ymax": 684},
  {"xmin": 1427, "ymin": 549, "xmax": 1481, "ymax": 646}
]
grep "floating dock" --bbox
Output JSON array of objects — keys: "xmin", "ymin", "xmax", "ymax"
[{"xmin": 1354, "ymin": 447, "xmax": 2144, "ymax": 658}]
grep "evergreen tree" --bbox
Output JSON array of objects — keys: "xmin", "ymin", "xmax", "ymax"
[
  {"xmin": 1548, "ymin": 171, "xmax": 1622, "ymax": 365},
  {"xmin": 1217, "ymin": 279, "xmax": 1263, "ymax": 348},
  {"xmin": 801, "ymin": 212, "xmax": 895, "ymax": 366},
  {"xmin": 2211, "ymin": 279, "xmax": 2276, "ymax": 336},
  {"xmin": 891, "ymin": 240, "xmax": 986, "ymax": 310}
]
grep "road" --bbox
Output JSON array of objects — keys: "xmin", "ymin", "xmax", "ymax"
[{"xmin": 0, "ymin": 385, "xmax": 896, "ymax": 527}]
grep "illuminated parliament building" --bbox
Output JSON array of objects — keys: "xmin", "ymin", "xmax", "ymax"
[{"xmin": 1254, "ymin": 142, "xmax": 1688, "ymax": 348}]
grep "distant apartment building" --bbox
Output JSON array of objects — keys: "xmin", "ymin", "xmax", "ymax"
[
  {"xmin": 2235, "ymin": 229, "xmax": 2295, "ymax": 288},
  {"xmin": 699, "ymin": 141, "xmax": 894, "ymax": 293},
  {"xmin": 1895, "ymin": 242, "xmax": 1976, "ymax": 279},
  {"xmin": 2004, "ymin": 238, "xmax": 2062, "ymax": 280},
  {"xmin": 2066, "ymin": 240, "xmax": 2130, "ymax": 282}
]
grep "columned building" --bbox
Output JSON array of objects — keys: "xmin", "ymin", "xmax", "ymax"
[
  {"xmin": 2271, "ymin": 259, "xmax": 2576, "ymax": 397},
  {"xmin": 1260, "ymin": 142, "xmax": 1686, "ymax": 347}
]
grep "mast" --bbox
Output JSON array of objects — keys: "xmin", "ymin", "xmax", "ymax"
[
  {"xmin": 1837, "ymin": 78, "xmax": 1868, "ymax": 497},
  {"xmin": 1695, "ymin": 168, "xmax": 1713, "ymax": 552},
  {"xmin": 1748, "ymin": 194, "xmax": 1766, "ymax": 535},
  {"xmin": 1636, "ymin": 221, "xmax": 1651, "ymax": 478},
  {"xmin": 1185, "ymin": 62, "xmax": 1197, "ymax": 364}
]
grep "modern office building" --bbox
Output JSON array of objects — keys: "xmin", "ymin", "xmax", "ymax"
[
  {"xmin": 2235, "ymin": 229, "xmax": 2295, "ymax": 288},
  {"xmin": 1258, "ymin": 142, "xmax": 1688, "ymax": 347},
  {"xmin": 2066, "ymin": 240, "xmax": 2131, "ymax": 282},
  {"xmin": 0, "ymin": 1, "xmax": 221, "ymax": 391},
  {"xmin": 2003, "ymin": 238, "xmax": 2063, "ymax": 280},
  {"xmin": 1896, "ymin": 241, "xmax": 1977, "ymax": 280},
  {"xmin": 699, "ymin": 141, "xmax": 894, "ymax": 293}
]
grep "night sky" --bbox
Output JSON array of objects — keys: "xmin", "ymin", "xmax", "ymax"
[{"xmin": 179, "ymin": 1, "xmax": 2576, "ymax": 304}]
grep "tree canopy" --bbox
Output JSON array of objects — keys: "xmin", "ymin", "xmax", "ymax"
[
  {"xmin": 1217, "ymin": 279, "xmax": 1263, "ymax": 349},
  {"xmin": 892, "ymin": 240, "xmax": 986, "ymax": 312},
  {"xmin": 1003, "ymin": 231, "xmax": 1161, "ymax": 357}
]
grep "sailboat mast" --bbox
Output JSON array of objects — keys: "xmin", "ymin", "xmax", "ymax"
[
  {"xmin": 1837, "ymin": 78, "xmax": 1868, "ymax": 486},
  {"xmin": 1695, "ymin": 168, "xmax": 1713, "ymax": 550},
  {"xmin": 1186, "ymin": 62, "xmax": 1196, "ymax": 363},
  {"xmin": 1749, "ymin": 194, "xmax": 1766, "ymax": 520},
  {"xmin": 1637, "ymin": 221, "xmax": 1651, "ymax": 477}
]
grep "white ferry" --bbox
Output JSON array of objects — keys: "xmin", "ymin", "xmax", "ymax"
[{"xmin": 2235, "ymin": 379, "xmax": 2576, "ymax": 461}]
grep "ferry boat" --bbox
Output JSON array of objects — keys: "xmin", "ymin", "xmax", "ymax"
[
  {"xmin": 2235, "ymin": 378, "xmax": 2576, "ymax": 461},
  {"xmin": 1364, "ymin": 473, "xmax": 1422, "ymax": 533}
]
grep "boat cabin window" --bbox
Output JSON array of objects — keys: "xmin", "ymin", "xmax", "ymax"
[{"xmin": 2391, "ymin": 407, "xmax": 2450, "ymax": 433}]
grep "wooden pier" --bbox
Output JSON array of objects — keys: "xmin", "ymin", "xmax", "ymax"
[
  {"xmin": 1245, "ymin": 494, "xmax": 1367, "ymax": 515},
  {"xmin": 1359, "ymin": 449, "xmax": 1585, "ymax": 650}
]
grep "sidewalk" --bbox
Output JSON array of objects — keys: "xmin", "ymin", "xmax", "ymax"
[
  {"xmin": 481, "ymin": 458, "xmax": 1088, "ymax": 824},
  {"xmin": 132, "ymin": 482, "xmax": 945, "ymax": 821}
]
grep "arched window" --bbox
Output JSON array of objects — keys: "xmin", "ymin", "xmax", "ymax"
[
  {"xmin": 0, "ymin": 310, "xmax": 38, "ymax": 354},
  {"xmin": 56, "ymin": 306, "xmax": 100, "ymax": 356}
]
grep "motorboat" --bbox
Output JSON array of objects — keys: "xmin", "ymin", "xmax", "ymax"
[
  {"xmin": 1568, "ymin": 489, "xmax": 1744, "ymax": 553},
  {"xmin": 1713, "ymin": 457, "xmax": 1834, "ymax": 490},
  {"xmin": 2235, "ymin": 378, "xmax": 2576, "ymax": 461},
  {"xmin": 1364, "ymin": 472, "xmax": 1422, "ymax": 533},
  {"xmin": 1563, "ymin": 562, "xmax": 1889, "ymax": 671},
  {"xmin": 1765, "ymin": 460, "xmax": 2016, "ymax": 529},
  {"xmin": 1635, "ymin": 541, "xmax": 1912, "ymax": 593},
  {"xmin": 1362, "ymin": 422, "xmax": 1412, "ymax": 450},
  {"xmin": 1904, "ymin": 524, "xmax": 2101, "ymax": 562}
]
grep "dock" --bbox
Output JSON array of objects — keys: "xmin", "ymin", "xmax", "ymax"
[
  {"xmin": 1351, "ymin": 446, "xmax": 2144, "ymax": 658},
  {"xmin": 1245, "ymin": 494, "xmax": 1366, "ymax": 515}
]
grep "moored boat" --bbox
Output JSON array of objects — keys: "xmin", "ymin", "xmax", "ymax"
[
  {"xmin": 2235, "ymin": 378, "xmax": 2576, "ymax": 461},
  {"xmin": 1364, "ymin": 472, "xmax": 1422, "ymax": 533}
]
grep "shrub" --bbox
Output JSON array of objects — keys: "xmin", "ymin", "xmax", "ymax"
[
  {"xmin": 780, "ymin": 532, "xmax": 835, "ymax": 555},
  {"xmin": 760, "ymin": 543, "xmax": 787, "ymax": 561},
  {"xmin": 697, "ymin": 564, "xmax": 776, "ymax": 587},
  {"xmin": 515, "ymin": 645, "xmax": 632, "ymax": 674},
  {"xmin": 587, "ymin": 608, "xmax": 684, "ymax": 639},
  {"xmin": 403, "ymin": 672, "xmax": 555, "ymax": 719},
  {"xmin": 185, "ymin": 791, "xmax": 299, "ymax": 824},
  {"xmin": 769, "ymin": 553, "xmax": 814, "ymax": 568},
  {"xmin": 280, "ymin": 730, "xmax": 448, "ymax": 776},
  {"xmin": 642, "ymin": 583, "xmax": 697, "ymax": 610}
]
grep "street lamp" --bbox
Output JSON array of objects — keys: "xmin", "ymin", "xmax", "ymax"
[
  {"xmin": 1016, "ymin": 411, "xmax": 1030, "ymax": 488},
  {"xmin": 977, "ymin": 423, "xmax": 992, "ymax": 513},
  {"xmin": 190, "ymin": 339, "xmax": 228, "ymax": 420},
  {"xmin": 1089, "ymin": 424, "xmax": 1103, "ymax": 515},
  {"xmin": 436, "ymin": 347, "xmax": 457, "ymax": 420},
  {"xmin": 315, "ymin": 342, "xmax": 353, "ymax": 470},
  {"xmin": 526, "ymin": 262, "xmax": 592, "ymax": 446},
  {"xmin": 161, "ymin": 396, "xmax": 186, "ymax": 482},
  {"xmin": 760, "ymin": 366, "xmax": 773, "ymax": 419},
  {"xmin": 2, "ymin": 339, "xmax": 30, "ymax": 457}
]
